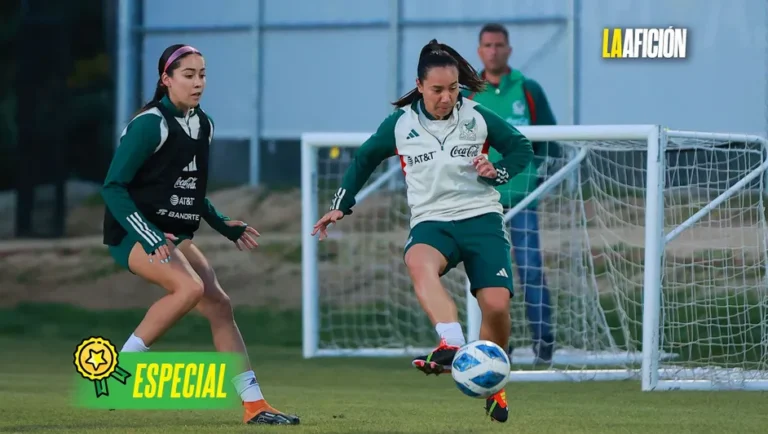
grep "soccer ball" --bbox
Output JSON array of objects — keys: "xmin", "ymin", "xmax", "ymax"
[{"xmin": 451, "ymin": 340, "xmax": 511, "ymax": 398}]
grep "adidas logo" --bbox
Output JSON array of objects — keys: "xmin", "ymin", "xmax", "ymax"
[
  {"xmin": 183, "ymin": 156, "xmax": 197, "ymax": 172},
  {"xmin": 496, "ymin": 268, "xmax": 509, "ymax": 278},
  {"xmin": 406, "ymin": 129, "xmax": 420, "ymax": 139}
]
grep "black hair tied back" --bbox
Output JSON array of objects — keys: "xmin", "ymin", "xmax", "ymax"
[{"xmin": 393, "ymin": 39, "xmax": 485, "ymax": 107}]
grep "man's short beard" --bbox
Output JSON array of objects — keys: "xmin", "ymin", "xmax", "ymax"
[{"xmin": 486, "ymin": 65, "xmax": 507, "ymax": 75}]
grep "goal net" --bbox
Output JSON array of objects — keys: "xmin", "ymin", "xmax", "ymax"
[{"xmin": 301, "ymin": 125, "xmax": 768, "ymax": 391}]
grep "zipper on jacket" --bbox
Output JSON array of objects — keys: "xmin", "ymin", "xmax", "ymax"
[{"xmin": 418, "ymin": 118, "xmax": 459, "ymax": 151}]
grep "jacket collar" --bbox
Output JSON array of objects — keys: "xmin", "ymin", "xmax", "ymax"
[{"xmin": 160, "ymin": 95, "xmax": 196, "ymax": 119}]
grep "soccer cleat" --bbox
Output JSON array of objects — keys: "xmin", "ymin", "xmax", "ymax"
[
  {"xmin": 485, "ymin": 390, "xmax": 508, "ymax": 422},
  {"xmin": 411, "ymin": 338, "xmax": 459, "ymax": 375},
  {"xmin": 243, "ymin": 400, "xmax": 300, "ymax": 425}
]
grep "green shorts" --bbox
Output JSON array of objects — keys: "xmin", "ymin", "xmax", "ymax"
[
  {"xmin": 108, "ymin": 233, "xmax": 191, "ymax": 273},
  {"xmin": 403, "ymin": 212, "xmax": 513, "ymax": 296}
]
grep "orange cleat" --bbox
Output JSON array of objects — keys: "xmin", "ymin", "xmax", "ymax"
[
  {"xmin": 485, "ymin": 390, "xmax": 508, "ymax": 422},
  {"xmin": 242, "ymin": 400, "xmax": 300, "ymax": 425}
]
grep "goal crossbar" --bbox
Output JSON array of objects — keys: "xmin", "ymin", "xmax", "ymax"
[{"xmin": 301, "ymin": 124, "xmax": 768, "ymax": 391}]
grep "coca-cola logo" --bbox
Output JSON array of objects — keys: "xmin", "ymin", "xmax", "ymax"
[
  {"xmin": 450, "ymin": 144, "xmax": 480, "ymax": 158},
  {"xmin": 174, "ymin": 177, "xmax": 197, "ymax": 190}
]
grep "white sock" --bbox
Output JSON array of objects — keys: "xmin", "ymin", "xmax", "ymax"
[
  {"xmin": 121, "ymin": 333, "xmax": 149, "ymax": 352},
  {"xmin": 436, "ymin": 322, "xmax": 466, "ymax": 347},
  {"xmin": 232, "ymin": 370, "xmax": 265, "ymax": 403}
]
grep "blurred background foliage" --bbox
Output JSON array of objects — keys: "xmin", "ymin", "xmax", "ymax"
[{"xmin": 0, "ymin": 0, "xmax": 114, "ymax": 192}]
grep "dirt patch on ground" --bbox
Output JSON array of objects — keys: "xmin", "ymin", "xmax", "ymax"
[
  {"xmin": 2, "ymin": 186, "xmax": 407, "ymax": 310},
  {"xmin": 0, "ymin": 235, "xmax": 301, "ymax": 310},
  {"xmin": 2, "ymin": 186, "xmax": 766, "ymax": 310}
]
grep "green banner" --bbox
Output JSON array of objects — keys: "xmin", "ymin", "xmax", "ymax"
[{"xmin": 73, "ymin": 351, "xmax": 246, "ymax": 410}]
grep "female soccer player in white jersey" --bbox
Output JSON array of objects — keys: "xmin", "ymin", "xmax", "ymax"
[
  {"xmin": 312, "ymin": 39, "xmax": 534, "ymax": 423},
  {"xmin": 101, "ymin": 44, "xmax": 299, "ymax": 426}
]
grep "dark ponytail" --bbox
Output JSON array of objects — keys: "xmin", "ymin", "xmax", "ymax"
[
  {"xmin": 440, "ymin": 43, "xmax": 486, "ymax": 92},
  {"xmin": 392, "ymin": 39, "xmax": 486, "ymax": 108},
  {"xmin": 139, "ymin": 78, "xmax": 167, "ymax": 114},
  {"xmin": 135, "ymin": 44, "xmax": 202, "ymax": 114}
]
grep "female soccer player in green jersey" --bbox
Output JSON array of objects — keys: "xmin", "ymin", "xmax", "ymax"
[
  {"xmin": 312, "ymin": 39, "xmax": 534, "ymax": 423},
  {"xmin": 101, "ymin": 44, "xmax": 299, "ymax": 426}
]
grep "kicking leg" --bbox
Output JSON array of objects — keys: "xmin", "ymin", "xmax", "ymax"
[
  {"xmin": 476, "ymin": 288, "xmax": 512, "ymax": 349},
  {"xmin": 475, "ymin": 287, "xmax": 512, "ymax": 422},
  {"xmin": 455, "ymin": 213, "xmax": 514, "ymax": 423},
  {"xmin": 179, "ymin": 241, "xmax": 299, "ymax": 426},
  {"xmin": 406, "ymin": 243, "xmax": 457, "ymax": 327},
  {"xmin": 120, "ymin": 241, "xmax": 204, "ymax": 352},
  {"xmin": 405, "ymin": 234, "xmax": 464, "ymax": 375}
]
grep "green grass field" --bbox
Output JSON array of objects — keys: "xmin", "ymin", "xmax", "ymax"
[{"xmin": 1, "ymin": 305, "xmax": 767, "ymax": 434}]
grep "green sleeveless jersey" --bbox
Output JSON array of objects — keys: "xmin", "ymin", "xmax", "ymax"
[{"xmin": 101, "ymin": 96, "xmax": 243, "ymax": 253}]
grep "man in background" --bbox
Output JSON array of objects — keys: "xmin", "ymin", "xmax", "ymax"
[{"xmin": 465, "ymin": 23, "xmax": 559, "ymax": 364}]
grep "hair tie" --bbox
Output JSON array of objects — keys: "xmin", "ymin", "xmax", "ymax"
[{"xmin": 163, "ymin": 46, "xmax": 200, "ymax": 74}]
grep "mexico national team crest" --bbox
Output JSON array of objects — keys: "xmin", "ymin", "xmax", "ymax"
[
  {"xmin": 460, "ymin": 117, "xmax": 477, "ymax": 141},
  {"xmin": 512, "ymin": 100, "xmax": 526, "ymax": 116}
]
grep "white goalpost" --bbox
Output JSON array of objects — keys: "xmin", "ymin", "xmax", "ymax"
[{"xmin": 301, "ymin": 124, "xmax": 768, "ymax": 391}]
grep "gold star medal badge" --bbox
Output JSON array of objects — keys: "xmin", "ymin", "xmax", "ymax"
[{"xmin": 73, "ymin": 336, "xmax": 132, "ymax": 398}]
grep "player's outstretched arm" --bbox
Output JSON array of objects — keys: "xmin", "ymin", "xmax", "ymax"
[
  {"xmin": 313, "ymin": 111, "xmax": 401, "ymax": 239},
  {"xmin": 101, "ymin": 114, "xmax": 170, "ymax": 256},
  {"xmin": 198, "ymin": 114, "xmax": 257, "ymax": 249},
  {"xmin": 473, "ymin": 104, "xmax": 533, "ymax": 186},
  {"xmin": 312, "ymin": 209, "xmax": 345, "ymax": 241},
  {"xmin": 201, "ymin": 198, "xmax": 259, "ymax": 250}
]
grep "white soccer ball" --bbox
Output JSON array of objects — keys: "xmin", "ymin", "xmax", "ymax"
[{"xmin": 451, "ymin": 340, "xmax": 511, "ymax": 398}]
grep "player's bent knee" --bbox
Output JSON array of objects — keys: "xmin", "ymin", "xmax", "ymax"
[
  {"xmin": 129, "ymin": 246, "xmax": 204, "ymax": 305},
  {"xmin": 406, "ymin": 262, "xmax": 441, "ymax": 291},
  {"xmin": 190, "ymin": 281, "xmax": 205, "ymax": 301},
  {"xmin": 203, "ymin": 288, "xmax": 231, "ymax": 307},
  {"xmin": 404, "ymin": 244, "xmax": 447, "ymax": 282},
  {"xmin": 174, "ymin": 279, "xmax": 205, "ymax": 304},
  {"xmin": 199, "ymin": 289, "xmax": 233, "ymax": 320},
  {"xmin": 176, "ymin": 242, "xmax": 233, "ymax": 316},
  {"xmin": 476, "ymin": 287, "xmax": 512, "ymax": 316}
]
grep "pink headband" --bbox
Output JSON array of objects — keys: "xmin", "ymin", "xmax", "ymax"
[{"xmin": 163, "ymin": 45, "xmax": 200, "ymax": 73}]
